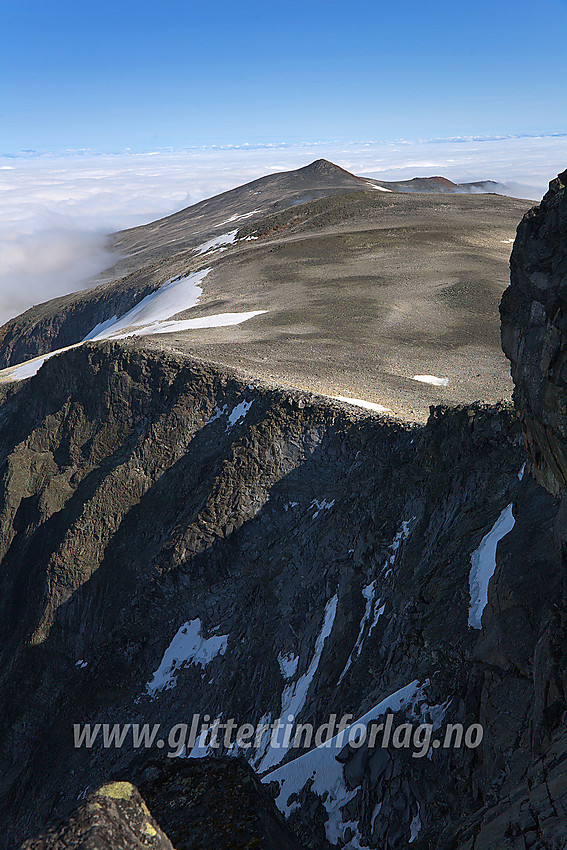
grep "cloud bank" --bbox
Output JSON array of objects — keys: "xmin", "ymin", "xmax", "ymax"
[{"xmin": 0, "ymin": 134, "xmax": 565, "ymax": 326}]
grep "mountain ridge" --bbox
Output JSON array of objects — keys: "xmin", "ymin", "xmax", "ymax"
[{"xmin": 0, "ymin": 161, "xmax": 531, "ymax": 421}]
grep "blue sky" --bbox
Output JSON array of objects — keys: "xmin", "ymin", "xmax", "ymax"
[{"xmin": 2, "ymin": 0, "xmax": 567, "ymax": 152}]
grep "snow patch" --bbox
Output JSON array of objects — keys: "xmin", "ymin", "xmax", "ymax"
[
  {"xmin": 3, "ymin": 269, "xmax": 264, "ymax": 380},
  {"xmin": 146, "ymin": 619, "xmax": 228, "ymax": 696},
  {"xmin": 86, "ymin": 269, "xmax": 210, "ymax": 340},
  {"xmin": 227, "ymin": 399, "xmax": 254, "ymax": 428},
  {"xmin": 205, "ymin": 398, "xmax": 254, "ymax": 430},
  {"xmin": 250, "ymin": 713, "xmax": 274, "ymax": 769},
  {"xmin": 8, "ymin": 342, "xmax": 83, "ymax": 381},
  {"xmin": 263, "ymin": 680, "xmax": 423, "ymax": 844},
  {"xmin": 366, "ymin": 182, "xmax": 392, "ymax": 192},
  {"xmin": 469, "ymin": 504, "xmax": 515, "ymax": 629},
  {"xmin": 218, "ymin": 209, "xmax": 263, "ymax": 226},
  {"xmin": 187, "ymin": 717, "xmax": 223, "ymax": 759},
  {"xmin": 383, "ymin": 517, "xmax": 416, "ymax": 576},
  {"xmin": 83, "ymin": 315, "xmax": 118, "ymax": 340},
  {"xmin": 409, "ymin": 806, "xmax": 422, "ymax": 843},
  {"xmin": 338, "ymin": 581, "xmax": 384, "ymax": 684},
  {"xmin": 125, "ymin": 310, "xmax": 266, "ymax": 336},
  {"xmin": 11, "ymin": 355, "xmax": 51, "ymax": 380},
  {"xmin": 195, "ymin": 230, "xmax": 237, "ymax": 254},
  {"xmin": 310, "ymin": 498, "xmax": 335, "ymax": 519},
  {"xmin": 331, "ymin": 395, "xmax": 390, "ymax": 413},
  {"xmin": 412, "ymin": 374, "xmax": 449, "ymax": 387}
]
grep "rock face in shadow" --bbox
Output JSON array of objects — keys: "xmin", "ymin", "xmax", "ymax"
[
  {"xmin": 136, "ymin": 757, "xmax": 304, "ymax": 850},
  {"xmin": 434, "ymin": 169, "xmax": 567, "ymax": 850},
  {"xmin": 501, "ymin": 169, "xmax": 567, "ymax": 495},
  {"xmin": 0, "ymin": 339, "xmax": 529, "ymax": 849}
]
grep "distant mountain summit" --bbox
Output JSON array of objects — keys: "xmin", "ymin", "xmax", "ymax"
[
  {"xmin": 369, "ymin": 174, "xmax": 502, "ymax": 194},
  {"xmin": 296, "ymin": 158, "xmax": 363, "ymax": 180}
]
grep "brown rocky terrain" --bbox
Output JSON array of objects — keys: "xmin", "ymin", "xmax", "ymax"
[{"xmin": 0, "ymin": 160, "xmax": 531, "ymax": 421}]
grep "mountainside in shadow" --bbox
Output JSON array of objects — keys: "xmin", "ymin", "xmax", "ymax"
[{"xmin": 0, "ymin": 340, "xmax": 527, "ymax": 848}]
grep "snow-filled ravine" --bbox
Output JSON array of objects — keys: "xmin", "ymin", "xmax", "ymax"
[{"xmin": 258, "ymin": 595, "xmax": 339, "ymax": 772}]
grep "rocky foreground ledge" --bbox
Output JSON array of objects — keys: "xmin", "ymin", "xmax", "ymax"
[{"xmin": 22, "ymin": 758, "xmax": 301, "ymax": 850}]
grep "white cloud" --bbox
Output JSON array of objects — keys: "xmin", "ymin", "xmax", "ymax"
[
  {"xmin": 0, "ymin": 135, "xmax": 564, "ymax": 326},
  {"xmin": 0, "ymin": 215, "xmax": 115, "ymax": 325}
]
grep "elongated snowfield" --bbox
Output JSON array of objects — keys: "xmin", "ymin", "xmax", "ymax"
[
  {"xmin": 258, "ymin": 595, "xmax": 338, "ymax": 772},
  {"xmin": 412, "ymin": 375, "xmax": 449, "ymax": 387},
  {"xmin": 331, "ymin": 395, "xmax": 390, "ymax": 413},
  {"xmin": 469, "ymin": 503, "xmax": 515, "ymax": 629},
  {"xmin": 1, "ymin": 267, "xmax": 266, "ymax": 381}
]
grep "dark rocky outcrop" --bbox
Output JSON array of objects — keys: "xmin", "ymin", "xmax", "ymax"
[
  {"xmin": 22, "ymin": 759, "xmax": 304, "ymax": 850},
  {"xmin": 430, "ymin": 169, "xmax": 567, "ymax": 849},
  {"xmin": 501, "ymin": 169, "xmax": 567, "ymax": 495},
  {"xmin": 136, "ymin": 757, "xmax": 303, "ymax": 849},
  {"xmin": 22, "ymin": 781, "xmax": 174, "ymax": 849}
]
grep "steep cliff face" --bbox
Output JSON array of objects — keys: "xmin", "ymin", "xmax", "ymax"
[
  {"xmin": 435, "ymin": 170, "xmax": 567, "ymax": 850},
  {"xmin": 501, "ymin": 169, "xmax": 567, "ymax": 495}
]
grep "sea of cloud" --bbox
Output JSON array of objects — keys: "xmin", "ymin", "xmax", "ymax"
[{"xmin": 0, "ymin": 135, "xmax": 565, "ymax": 326}]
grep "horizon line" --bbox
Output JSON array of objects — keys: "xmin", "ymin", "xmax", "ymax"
[{"xmin": 2, "ymin": 131, "xmax": 566, "ymax": 160}]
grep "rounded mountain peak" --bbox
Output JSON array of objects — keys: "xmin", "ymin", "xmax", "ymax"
[{"xmin": 300, "ymin": 159, "xmax": 360, "ymax": 179}]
